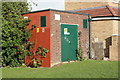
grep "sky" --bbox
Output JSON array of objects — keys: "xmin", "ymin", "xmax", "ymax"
[{"xmin": 27, "ymin": 0, "xmax": 65, "ymax": 11}]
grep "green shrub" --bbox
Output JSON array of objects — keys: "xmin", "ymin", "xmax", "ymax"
[{"xmin": 77, "ymin": 48, "xmax": 84, "ymax": 61}]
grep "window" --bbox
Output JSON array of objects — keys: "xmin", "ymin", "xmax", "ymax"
[
  {"xmin": 41, "ymin": 16, "xmax": 46, "ymax": 27},
  {"xmin": 83, "ymin": 19, "xmax": 88, "ymax": 28}
]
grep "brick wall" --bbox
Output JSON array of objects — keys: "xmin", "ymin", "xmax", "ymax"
[
  {"xmin": 113, "ymin": 20, "xmax": 119, "ymax": 34},
  {"xmin": 108, "ymin": 2, "xmax": 119, "ymax": 7},
  {"xmin": 110, "ymin": 36, "xmax": 120, "ymax": 61},
  {"xmin": 50, "ymin": 11, "xmax": 89, "ymax": 66},
  {"xmin": 65, "ymin": 2, "xmax": 108, "ymax": 10},
  {"xmin": 90, "ymin": 20, "xmax": 120, "ymax": 43},
  {"xmin": 110, "ymin": 20, "xmax": 120, "ymax": 61},
  {"xmin": 65, "ymin": 1, "xmax": 119, "ymax": 11},
  {"xmin": 91, "ymin": 20, "xmax": 113, "ymax": 42},
  {"xmin": 90, "ymin": 20, "xmax": 119, "ymax": 61}
]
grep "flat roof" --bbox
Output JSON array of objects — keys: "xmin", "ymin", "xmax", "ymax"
[{"xmin": 22, "ymin": 9, "xmax": 90, "ymax": 16}]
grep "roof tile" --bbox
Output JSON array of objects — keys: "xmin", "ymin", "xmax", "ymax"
[{"xmin": 73, "ymin": 5, "xmax": 120, "ymax": 17}]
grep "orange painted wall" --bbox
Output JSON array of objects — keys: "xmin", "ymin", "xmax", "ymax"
[{"xmin": 23, "ymin": 11, "xmax": 51, "ymax": 67}]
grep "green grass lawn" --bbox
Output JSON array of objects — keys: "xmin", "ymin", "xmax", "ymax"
[{"xmin": 2, "ymin": 60, "xmax": 118, "ymax": 78}]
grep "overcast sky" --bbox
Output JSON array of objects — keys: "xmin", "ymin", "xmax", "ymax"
[{"xmin": 27, "ymin": 0, "xmax": 65, "ymax": 11}]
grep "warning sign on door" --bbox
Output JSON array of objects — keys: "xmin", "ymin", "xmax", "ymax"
[
  {"xmin": 64, "ymin": 28, "xmax": 67, "ymax": 33},
  {"xmin": 36, "ymin": 28, "xmax": 39, "ymax": 33},
  {"xmin": 64, "ymin": 28, "xmax": 70, "ymax": 35}
]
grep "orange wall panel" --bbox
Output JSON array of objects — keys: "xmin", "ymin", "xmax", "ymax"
[{"xmin": 23, "ymin": 11, "xmax": 51, "ymax": 67}]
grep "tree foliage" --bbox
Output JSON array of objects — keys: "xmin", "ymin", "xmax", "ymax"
[
  {"xmin": 1, "ymin": 2, "xmax": 49, "ymax": 67},
  {"xmin": 1, "ymin": 2, "xmax": 31, "ymax": 67}
]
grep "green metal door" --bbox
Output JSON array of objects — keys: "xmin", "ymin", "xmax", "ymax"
[{"xmin": 61, "ymin": 24, "xmax": 78, "ymax": 62}]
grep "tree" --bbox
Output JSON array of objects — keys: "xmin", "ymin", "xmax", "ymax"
[{"xmin": 1, "ymin": 2, "xmax": 31, "ymax": 67}]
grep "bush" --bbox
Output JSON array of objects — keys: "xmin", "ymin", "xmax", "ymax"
[{"xmin": 77, "ymin": 48, "xmax": 84, "ymax": 61}]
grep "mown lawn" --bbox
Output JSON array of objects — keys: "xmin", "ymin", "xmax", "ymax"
[{"xmin": 2, "ymin": 60, "xmax": 118, "ymax": 78}]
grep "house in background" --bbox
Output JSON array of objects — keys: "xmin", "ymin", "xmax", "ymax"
[{"xmin": 65, "ymin": 0, "xmax": 120, "ymax": 61}]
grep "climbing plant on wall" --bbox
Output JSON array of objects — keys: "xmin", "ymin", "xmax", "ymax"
[
  {"xmin": 28, "ymin": 45, "xmax": 49, "ymax": 68},
  {"xmin": 77, "ymin": 31, "xmax": 84, "ymax": 61}
]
